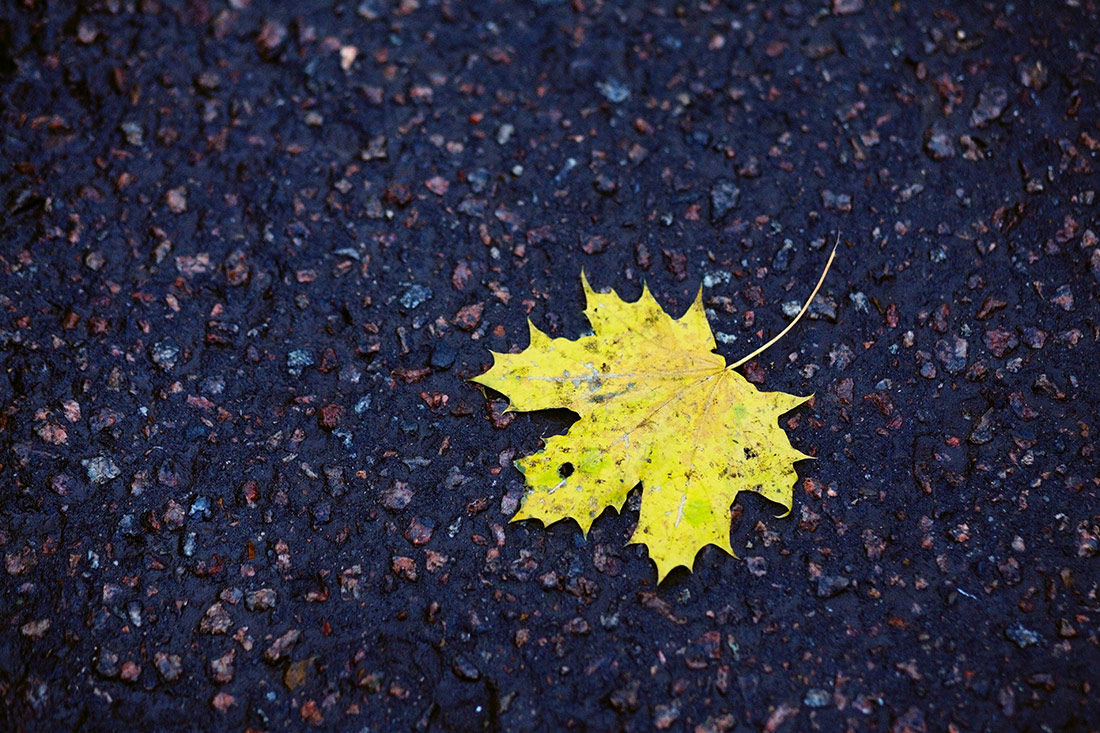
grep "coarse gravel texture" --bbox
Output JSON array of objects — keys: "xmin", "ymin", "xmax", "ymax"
[{"xmin": 2, "ymin": 1, "xmax": 1099, "ymax": 731}]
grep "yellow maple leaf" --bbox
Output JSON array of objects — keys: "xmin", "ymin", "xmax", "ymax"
[{"xmin": 473, "ymin": 250, "xmax": 835, "ymax": 580}]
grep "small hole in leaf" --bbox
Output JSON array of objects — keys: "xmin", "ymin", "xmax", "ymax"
[{"xmin": 558, "ymin": 462, "xmax": 574, "ymax": 478}]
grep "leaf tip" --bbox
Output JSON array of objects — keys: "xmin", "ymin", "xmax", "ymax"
[
  {"xmin": 652, "ymin": 559, "xmax": 678, "ymax": 584},
  {"xmin": 579, "ymin": 269, "xmax": 595, "ymax": 298}
]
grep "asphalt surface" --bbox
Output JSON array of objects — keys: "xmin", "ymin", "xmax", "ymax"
[{"xmin": 1, "ymin": 1, "xmax": 1099, "ymax": 730}]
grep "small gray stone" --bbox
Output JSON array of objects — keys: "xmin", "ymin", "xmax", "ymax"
[
  {"xmin": 163, "ymin": 500, "xmax": 186, "ymax": 529},
  {"xmin": 1049, "ymin": 284, "xmax": 1074, "ymax": 311},
  {"xmin": 220, "ymin": 587, "xmax": 242, "ymax": 605},
  {"xmin": 595, "ymin": 79, "xmax": 630, "ymax": 103},
  {"xmin": 804, "ymin": 688, "xmax": 831, "ymax": 708},
  {"xmin": 361, "ymin": 134, "xmax": 388, "ymax": 161},
  {"xmin": 195, "ymin": 70, "xmax": 221, "ymax": 93},
  {"xmin": 201, "ymin": 375, "xmax": 225, "ymax": 394},
  {"xmin": 968, "ymin": 410, "xmax": 995, "ymax": 445},
  {"xmin": 832, "ymin": 0, "xmax": 863, "ymax": 15},
  {"xmin": 120, "ymin": 121, "xmax": 144, "ymax": 146},
  {"xmin": 189, "ymin": 496, "xmax": 212, "ymax": 519},
  {"xmin": 245, "ymin": 588, "xmax": 277, "ymax": 611},
  {"xmin": 821, "ymin": 190, "xmax": 852, "ymax": 213},
  {"xmin": 1017, "ymin": 59, "xmax": 1048, "ymax": 90},
  {"xmin": 745, "ymin": 556, "xmax": 768, "ymax": 577},
  {"xmin": 815, "ymin": 575, "xmax": 850, "ymax": 598},
  {"xmin": 773, "ymin": 242, "xmax": 795, "ymax": 272},
  {"xmin": 381, "ymin": 484, "xmax": 414, "ymax": 511},
  {"xmin": 324, "ymin": 465, "xmax": 347, "ymax": 496},
  {"xmin": 198, "ymin": 602, "xmax": 233, "ymax": 635},
  {"xmin": 209, "ymin": 649, "xmax": 236, "ymax": 684},
  {"xmin": 85, "ymin": 250, "xmax": 106, "ymax": 271},
  {"xmin": 935, "ymin": 337, "xmax": 968, "ymax": 374},
  {"xmin": 357, "ymin": 2, "xmax": 383, "ymax": 20},
  {"xmin": 154, "ymin": 652, "xmax": 183, "ymax": 682},
  {"xmin": 467, "ymin": 168, "xmax": 490, "ymax": 193},
  {"xmin": 151, "ymin": 340, "xmax": 180, "ymax": 371},
  {"xmin": 287, "ymin": 349, "xmax": 314, "ymax": 376},
  {"xmin": 399, "ymin": 284, "xmax": 433, "ymax": 310},
  {"xmin": 828, "ymin": 343, "xmax": 855, "ymax": 370},
  {"xmin": 96, "ymin": 647, "xmax": 120, "ymax": 678},
  {"xmin": 263, "ymin": 629, "xmax": 301, "ymax": 663},
  {"xmin": 1005, "ymin": 622, "xmax": 1040, "ymax": 649},
  {"xmin": 256, "ymin": 19, "xmax": 287, "ymax": 60},
  {"xmin": 452, "ymin": 654, "xmax": 481, "ymax": 681},
  {"xmin": 430, "ymin": 341, "xmax": 457, "ymax": 370},
  {"xmin": 801, "ymin": 31, "xmax": 836, "ymax": 60},
  {"xmin": 311, "ymin": 501, "xmax": 332, "ymax": 524},
  {"xmin": 118, "ymin": 514, "xmax": 139, "ymax": 537},
  {"xmin": 783, "ymin": 297, "xmax": 838, "ymax": 322},
  {"xmin": 970, "ymin": 87, "xmax": 1009, "ymax": 128},
  {"xmin": 924, "ymin": 125, "xmax": 956, "ymax": 160},
  {"xmin": 810, "ymin": 296, "xmax": 839, "ymax": 321},
  {"xmin": 84, "ymin": 455, "xmax": 121, "ymax": 485},
  {"xmin": 710, "ymin": 179, "xmax": 741, "ymax": 223}
]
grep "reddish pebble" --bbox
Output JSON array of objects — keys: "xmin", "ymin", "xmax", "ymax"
[{"xmin": 319, "ymin": 403, "xmax": 344, "ymax": 431}]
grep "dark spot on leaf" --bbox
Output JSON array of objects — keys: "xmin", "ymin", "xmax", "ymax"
[{"xmin": 559, "ymin": 462, "xmax": 575, "ymax": 478}]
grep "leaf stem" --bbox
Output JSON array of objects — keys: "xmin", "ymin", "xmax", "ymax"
[{"xmin": 728, "ymin": 234, "xmax": 840, "ymax": 371}]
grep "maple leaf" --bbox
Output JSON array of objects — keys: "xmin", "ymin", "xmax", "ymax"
[{"xmin": 473, "ymin": 250, "xmax": 835, "ymax": 580}]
